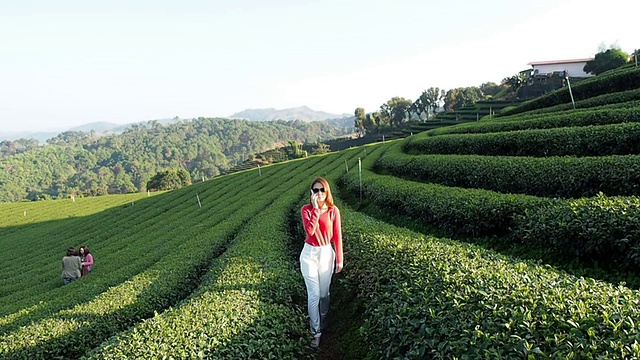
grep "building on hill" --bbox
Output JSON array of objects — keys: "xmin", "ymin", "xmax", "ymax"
[
  {"xmin": 517, "ymin": 58, "xmax": 594, "ymax": 99},
  {"xmin": 527, "ymin": 58, "xmax": 594, "ymax": 79}
]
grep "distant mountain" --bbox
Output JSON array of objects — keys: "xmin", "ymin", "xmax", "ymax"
[
  {"xmin": 69, "ymin": 121, "xmax": 124, "ymax": 133},
  {"xmin": 230, "ymin": 106, "xmax": 350, "ymax": 122},
  {"xmin": 0, "ymin": 130, "xmax": 60, "ymax": 144},
  {"xmin": 0, "ymin": 118, "xmax": 182, "ymax": 143}
]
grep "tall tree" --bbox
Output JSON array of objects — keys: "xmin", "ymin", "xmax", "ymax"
[
  {"xmin": 364, "ymin": 112, "xmax": 379, "ymax": 134},
  {"xmin": 147, "ymin": 168, "xmax": 191, "ymax": 191},
  {"xmin": 425, "ymin": 87, "xmax": 444, "ymax": 116},
  {"xmin": 412, "ymin": 91, "xmax": 430, "ymax": 120},
  {"xmin": 443, "ymin": 87, "xmax": 483, "ymax": 111},
  {"xmin": 501, "ymin": 74, "xmax": 525, "ymax": 99},
  {"xmin": 584, "ymin": 47, "xmax": 630, "ymax": 75},
  {"xmin": 382, "ymin": 97, "xmax": 413, "ymax": 128},
  {"xmin": 354, "ymin": 107, "xmax": 366, "ymax": 136},
  {"xmin": 480, "ymin": 82, "xmax": 502, "ymax": 97},
  {"xmin": 443, "ymin": 88, "xmax": 461, "ymax": 112}
]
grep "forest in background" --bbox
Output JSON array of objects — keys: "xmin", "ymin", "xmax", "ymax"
[{"xmin": 0, "ymin": 117, "xmax": 353, "ymax": 202}]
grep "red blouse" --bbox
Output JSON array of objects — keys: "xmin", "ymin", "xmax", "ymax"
[{"xmin": 301, "ymin": 203, "xmax": 343, "ymax": 265}]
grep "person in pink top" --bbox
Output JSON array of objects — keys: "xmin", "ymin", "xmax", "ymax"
[
  {"xmin": 79, "ymin": 246, "xmax": 94, "ymax": 276},
  {"xmin": 300, "ymin": 177, "xmax": 343, "ymax": 349}
]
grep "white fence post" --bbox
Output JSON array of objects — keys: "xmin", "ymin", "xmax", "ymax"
[{"xmin": 358, "ymin": 158, "xmax": 363, "ymax": 203}]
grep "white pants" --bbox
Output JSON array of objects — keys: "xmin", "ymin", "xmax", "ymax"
[{"xmin": 300, "ymin": 242, "xmax": 335, "ymax": 335}]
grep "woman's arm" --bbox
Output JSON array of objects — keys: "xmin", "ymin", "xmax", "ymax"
[
  {"xmin": 301, "ymin": 205, "xmax": 321, "ymax": 237},
  {"xmin": 83, "ymin": 254, "xmax": 93, "ymax": 267},
  {"xmin": 332, "ymin": 207, "xmax": 343, "ymax": 272}
]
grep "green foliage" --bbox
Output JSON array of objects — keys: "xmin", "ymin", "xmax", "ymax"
[
  {"xmin": 0, "ymin": 138, "xmax": 39, "ymax": 157},
  {"xmin": 408, "ymin": 122, "xmax": 640, "ymax": 157},
  {"xmin": 511, "ymin": 194, "xmax": 640, "ymax": 271},
  {"xmin": 338, "ymin": 207, "xmax": 640, "ymax": 359},
  {"xmin": 0, "ymin": 117, "xmax": 352, "ymax": 203},
  {"xmin": 146, "ymin": 168, "xmax": 192, "ymax": 191},
  {"xmin": 584, "ymin": 47, "xmax": 629, "ymax": 75},
  {"xmin": 354, "ymin": 107, "xmax": 366, "ymax": 135},
  {"xmin": 310, "ymin": 142, "xmax": 331, "ymax": 155},
  {"xmin": 506, "ymin": 88, "xmax": 640, "ymax": 117},
  {"xmin": 500, "ymin": 73, "xmax": 525, "ymax": 98},
  {"xmin": 376, "ymin": 145, "xmax": 640, "ymax": 198},
  {"xmin": 343, "ymin": 154, "xmax": 549, "ymax": 237},
  {"xmin": 380, "ymin": 96, "xmax": 413, "ymax": 128},
  {"xmin": 429, "ymin": 106, "xmax": 640, "ymax": 137},
  {"xmin": 480, "ymin": 82, "xmax": 503, "ymax": 97},
  {"xmin": 364, "ymin": 111, "xmax": 383, "ymax": 134},
  {"xmin": 443, "ymin": 87, "xmax": 483, "ymax": 112}
]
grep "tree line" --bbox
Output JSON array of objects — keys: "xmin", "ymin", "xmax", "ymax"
[
  {"xmin": 353, "ymin": 82, "xmax": 504, "ymax": 136},
  {"xmin": 0, "ymin": 118, "xmax": 352, "ymax": 202}
]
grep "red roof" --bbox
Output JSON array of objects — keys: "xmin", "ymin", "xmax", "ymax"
[{"xmin": 528, "ymin": 58, "xmax": 593, "ymax": 66}]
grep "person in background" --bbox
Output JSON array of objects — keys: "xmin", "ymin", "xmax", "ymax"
[
  {"xmin": 62, "ymin": 247, "xmax": 82, "ymax": 285},
  {"xmin": 300, "ymin": 177, "xmax": 343, "ymax": 349},
  {"xmin": 79, "ymin": 246, "xmax": 86, "ymax": 268},
  {"xmin": 79, "ymin": 246, "xmax": 93, "ymax": 276}
]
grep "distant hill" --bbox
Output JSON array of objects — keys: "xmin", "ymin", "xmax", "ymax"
[
  {"xmin": 0, "ymin": 118, "xmax": 182, "ymax": 143},
  {"xmin": 69, "ymin": 121, "xmax": 125, "ymax": 133},
  {"xmin": 230, "ymin": 106, "xmax": 350, "ymax": 122},
  {"xmin": 0, "ymin": 108, "xmax": 350, "ymax": 143}
]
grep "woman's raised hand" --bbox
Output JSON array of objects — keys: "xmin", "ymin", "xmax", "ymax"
[{"xmin": 311, "ymin": 190, "xmax": 319, "ymax": 209}]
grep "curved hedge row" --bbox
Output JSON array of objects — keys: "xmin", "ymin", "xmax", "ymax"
[
  {"xmin": 502, "ymin": 65, "xmax": 640, "ymax": 116},
  {"xmin": 342, "ymin": 166, "xmax": 551, "ymax": 237},
  {"xmin": 342, "ymin": 155, "xmax": 640, "ymax": 272},
  {"xmin": 338, "ymin": 206, "xmax": 640, "ymax": 358},
  {"xmin": 427, "ymin": 107, "xmax": 640, "ymax": 137},
  {"xmin": 375, "ymin": 145, "xmax": 640, "ymax": 198},
  {"xmin": 511, "ymin": 194, "xmax": 640, "ymax": 271},
  {"xmin": 507, "ymin": 89, "xmax": 640, "ymax": 117},
  {"xmin": 407, "ymin": 122, "xmax": 640, "ymax": 157}
]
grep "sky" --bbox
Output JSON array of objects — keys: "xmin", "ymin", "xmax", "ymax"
[{"xmin": 1, "ymin": 0, "xmax": 637, "ymax": 133}]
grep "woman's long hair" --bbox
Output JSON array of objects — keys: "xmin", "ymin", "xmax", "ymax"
[{"xmin": 309, "ymin": 177, "xmax": 334, "ymax": 208}]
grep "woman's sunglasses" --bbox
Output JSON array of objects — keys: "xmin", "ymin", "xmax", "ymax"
[{"xmin": 312, "ymin": 187, "xmax": 325, "ymax": 193}]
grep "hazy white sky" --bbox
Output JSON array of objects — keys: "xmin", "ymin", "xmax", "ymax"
[{"xmin": 1, "ymin": 0, "xmax": 637, "ymax": 132}]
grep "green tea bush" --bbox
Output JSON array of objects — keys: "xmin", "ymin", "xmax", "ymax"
[
  {"xmin": 511, "ymin": 194, "xmax": 640, "ymax": 271},
  {"xmin": 508, "ymin": 89, "xmax": 640, "ymax": 117},
  {"xmin": 427, "ymin": 107, "xmax": 640, "ymax": 137},
  {"xmin": 339, "ymin": 207, "xmax": 640, "ymax": 359},
  {"xmin": 407, "ymin": 123, "xmax": 640, "ymax": 157},
  {"xmin": 376, "ymin": 145, "xmax": 640, "ymax": 198},
  {"xmin": 342, "ymin": 166, "xmax": 552, "ymax": 237}
]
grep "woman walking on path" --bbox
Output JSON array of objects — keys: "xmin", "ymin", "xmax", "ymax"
[{"xmin": 300, "ymin": 177, "xmax": 343, "ymax": 349}]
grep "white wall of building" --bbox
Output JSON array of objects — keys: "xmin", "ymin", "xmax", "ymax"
[{"xmin": 532, "ymin": 62, "xmax": 594, "ymax": 78}]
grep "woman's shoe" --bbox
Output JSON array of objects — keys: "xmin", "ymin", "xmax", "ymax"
[{"xmin": 309, "ymin": 334, "xmax": 321, "ymax": 349}]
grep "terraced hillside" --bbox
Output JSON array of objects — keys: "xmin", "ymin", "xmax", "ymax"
[{"xmin": 2, "ymin": 69, "xmax": 640, "ymax": 358}]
